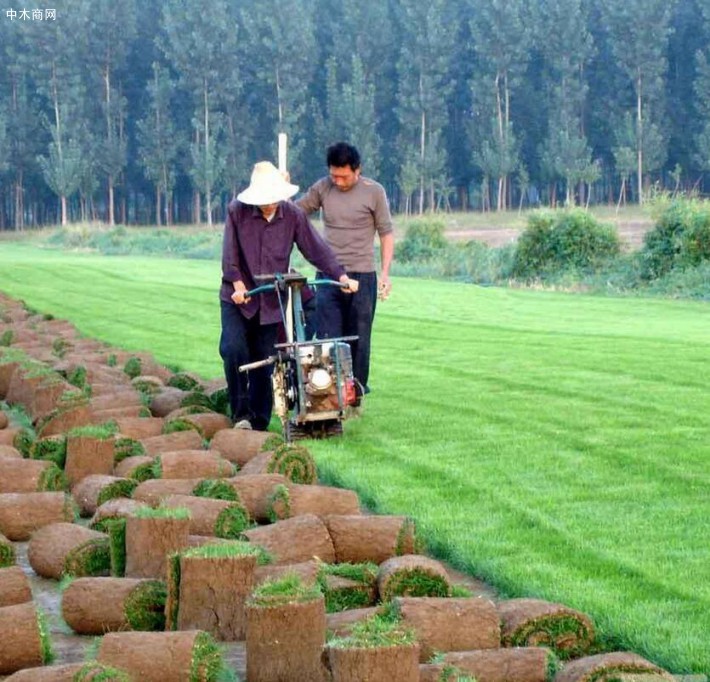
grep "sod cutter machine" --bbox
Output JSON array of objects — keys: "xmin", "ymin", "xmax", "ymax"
[{"xmin": 238, "ymin": 272, "xmax": 359, "ymax": 441}]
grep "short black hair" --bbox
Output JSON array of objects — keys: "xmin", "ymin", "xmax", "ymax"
[{"xmin": 327, "ymin": 142, "xmax": 361, "ymax": 171}]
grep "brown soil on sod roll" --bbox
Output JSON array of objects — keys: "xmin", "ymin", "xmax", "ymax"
[
  {"xmin": 324, "ymin": 515, "xmax": 418, "ymax": 564},
  {"xmin": 131, "ymin": 478, "xmax": 201, "ymax": 506},
  {"xmin": 325, "ymin": 607, "xmax": 383, "ymax": 638},
  {"xmin": 113, "ymin": 455, "xmax": 155, "ymax": 479},
  {"xmin": 419, "ymin": 663, "xmax": 474, "ymax": 682},
  {"xmin": 2, "ymin": 662, "xmax": 87, "ymax": 681},
  {"xmin": 0, "ymin": 531, "xmax": 16, "ymax": 566},
  {"xmin": 393, "ymin": 596, "xmax": 500, "ymax": 662},
  {"xmin": 89, "ymin": 497, "xmax": 145, "ymax": 531},
  {"xmin": 0, "ymin": 427, "xmax": 22, "ymax": 446},
  {"xmin": 0, "ymin": 601, "xmax": 45, "ymax": 674},
  {"xmin": 268, "ymin": 483, "xmax": 360, "ymax": 520},
  {"xmin": 173, "ymin": 412, "xmax": 231, "ymax": 439},
  {"xmin": 326, "ymin": 643, "xmax": 420, "ymax": 682},
  {"xmin": 377, "ymin": 555, "xmax": 452, "ymax": 601},
  {"xmin": 0, "ymin": 412, "xmax": 9, "ymax": 429},
  {"xmin": 156, "ymin": 450, "xmax": 234, "ymax": 479},
  {"xmin": 440, "ymin": 648, "xmax": 553, "ymax": 682},
  {"xmin": 0, "ymin": 491, "xmax": 75, "ymax": 540},
  {"xmin": 140, "ymin": 430, "xmax": 203, "ymax": 455},
  {"xmin": 246, "ymin": 595, "xmax": 328, "ymax": 682},
  {"xmin": 97, "ymin": 630, "xmax": 215, "ymax": 681},
  {"xmin": 224, "ymin": 473, "xmax": 289, "ymax": 522},
  {"xmin": 124, "ymin": 515, "xmax": 190, "ymax": 578},
  {"xmin": 553, "ymin": 652, "xmax": 673, "ymax": 682},
  {"xmin": 28, "ymin": 522, "xmax": 109, "ymax": 579},
  {"xmin": 39, "ymin": 403, "xmax": 92, "ymax": 437},
  {"xmin": 72, "ymin": 475, "xmax": 137, "ymax": 517},
  {"xmin": 90, "ymin": 406, "xmax": 145, "ymax": 422},
  {"xmin": 499, "ymin": 598, "xmax": 596, "ymax": 659},
  {"xmin": 62, "ymin": 576, "xmax": 166, "ymax": 635},
  {"xmin": 89, "ymin": 391, "xmax": 143, "ymax": 412},
  {"xmin": 0, "ymin": 457, "xmax": 59, "ymax": 493},
  {"xmin": 161, "ymin": 494, "xmax": 249, "ymax": 538},
  {"xmin": 209, "ymin": 428, "xmax": 274, "ymax": 467},
  {"xmin": 113, "ymin": 416, "xmax": 165, "ymax": 439},
  {"xmin": 0, "ymin": 360, "xmax": 21, "ymax": 399},
  {"xmin": 0, "ymin": 444, "xmax": 23, "ymax": 458},
  {"xmin": 29, "ymin": 380, "xmax": 76, "ymax": 423},
  {"xmin": 0, "ymin": 565, "xmax": 32, "ymax": 606},
  {"xmin": 254, "ymin": 560, "xmax": 320, "ymax": 588},
  {"xmin": 242, "ymin": 513, "xmax": 336, "ymax": 564},
  {"xmin": 65, "ymin": 435, "xmax": 115, "ymax": 487},
  {"xmin": 169, "ymin": 552, "xmax": 257, "ymax": 640},
  {"xmin": 148, "ymin": 387, "xmax": 189, "ymax": 417}
]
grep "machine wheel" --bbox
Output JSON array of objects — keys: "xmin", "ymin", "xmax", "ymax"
[{"xmin": 284, "ymin": 419, "xmax": 343, "ymax": 442}]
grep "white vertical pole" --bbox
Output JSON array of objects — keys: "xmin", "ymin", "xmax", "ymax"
[
  {"xmin": 278, "ymin": 133, "xmax": 294, "ymax": 343},
  {"xmin": 278, "ymin": 133, "xmax": 288, "ymax": 174}
]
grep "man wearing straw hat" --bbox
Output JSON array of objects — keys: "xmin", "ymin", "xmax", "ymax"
[{"xmin": 220, "ymin": 160, "xmax": 356, "ymax": 431}]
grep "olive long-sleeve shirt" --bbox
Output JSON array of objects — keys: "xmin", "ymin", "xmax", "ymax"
[{"xmin": 220, "ymin": 199, "xmax": 346, "ymax": 325}]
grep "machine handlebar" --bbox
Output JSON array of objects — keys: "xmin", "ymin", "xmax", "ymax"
[{"xmin": 244, "ymin": 275, "xmax": 355, "ymax": 299}]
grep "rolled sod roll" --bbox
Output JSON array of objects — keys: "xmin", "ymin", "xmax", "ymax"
[
  {"xmin": 419, "ymin": 663, "xmax": 476, "ymax": 682},
  {"xmin": 553, "ymin": 652, "xmax": 673, "ymax": 682},
  {"xmin": 90, "ymin": 390, "xmax": 143, "ymax": 412},
  {"xmin": 318, "ymin": 563, "xmax": 378, "ymax": 613},
  {"xmin": 0, "ymin": 565, "xmax": 32, "ymax": 606},
  {"xmin": 254, "ymin": 560, "xmax": 320, "ymax": 588},
  {"xmin": 0, "ymin": 531, "xmax": 16, "ymax": 566},
  {"xmin": 62, "ymin": 577, "xmax": 167, "ymax": 634},
  {"xmin": 0, "ymin": 412, "xmax": 7, "ymax": 429},
  {"xmin": 155, "ymin": 450, "xmax": 235, "ymax": 479},
  {"xmin": 140, "ymin": 430, "xmax": 203, "ymax": 455},
  {"xmin": 90, "ymin": 497, "xmax": 145, "ymax": 532},
  {"xmin": 209, "ymin": 428, "xmax": 276, "ymax": 467},
  {"xmin": 499, "ymin": 598, "xmax": 596, "ymax": 658},
  {"xmin": 113, "ymin": 454, "xmax": 154, "ymax": 479},
  {"xmin": 132, "ymin": 478, "xmax": 201, "ymax": 506},
  {"xmin": 225, "ymin": 473, "xmax": 289, "ymax": 522},
  {"xmin": 170, "ymin": 412, "xmax": 232, "ymax": 439},
  {"xmin": 439, "ymin": 648, "xmax": 554, "ymax": 682},
  {"xmin": 393, "ymin": 596, "xmax": 500, "ymax": 662},
  {"xmin": 324, "ymin": 515, "xmax": 418, "ymax": 564},
  {"xmin": 161, "ymin": 494, "xmax": 250, "ymax": 538},
  {"xmin": 3, "ymin": 661, "xmax": 130, "ymax": 681},
  {"xmin": 326, "ymin": 606, "xmax": 383, "ymax": 638},
  {"xmin": 268, "ymin": 483, "xmax": 360, "ymax": 521},
  {"xmin": 242, "ymin": 513, "xmax": 336, "ymax": 564},
  {"xmin": 124, "ymin": 512, "xmax": 191, "ymax": 578},
  {"xmin": 28, "ymin": 522, "xmax": 110, "ymax": 579},
  {"xmin": 238, "ymin": 443, "xmax": 317, "ymax": 484},
  {"xmin": 39, "ymin": 403, "xmax": 92, "ymax": 438},
  {"xmin": 377, "ymin": 555, "xmax": 452, "ymax": 602},
  {"xmin": 246, "ymin": 582, "xmax": 328, "ymax": 682},
  {"xmin": 114, "ymin": 416, "xmax": 164, "ymax": 439},
  {"xmin": 326, "ymin": 642, "xmax": 420, "ymax": 682},
  {"xmin": 0, "ymin": 444, "xmax": 23, "ymax": 458},
  {"xmin": 97, "ymin": 630, "xmax": 226, "ymax": 682},
  {"xmin": 73, "ymin": 474, "xmax": 138, "ymax": 517},
  {"xmin": 30, "ymin": 434, "xmax": 67, "ymax": 468},
  {"xmin": 148, "ymin": 387, "xmax": 189, "ymax": 417},
  {"xmin": 0, "ymin": 601, "xmax": 48, "ymax": 674},
  {"xmin": 0, "ymin": 427, "xmax": 22, "ymax": 446},
  {"xmin": 166, "ymin": 543, "xmax": 259, "ymax": 640},
  {"xmin": 65, "ymin": 434, "xmax": 115, "ymax": 487},
  {"xmin": 0, "ymin": 492, "xmax": 75, "ymax": 541},
  {"xmin": 113, "ymin": 436, "xmax": 146, "ymax": 464},
  {"xmin": 0, "ymin": 457, "xmax": 66, "ymax": 493}
]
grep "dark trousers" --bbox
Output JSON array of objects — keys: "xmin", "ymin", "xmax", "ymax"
[
  {"xmin": 315, "ymin": 271, "xmax": 377, "ymax": 392},
  {"xmin": 219, "ymin": 300, "xmax": 278, "ymax": 430}
]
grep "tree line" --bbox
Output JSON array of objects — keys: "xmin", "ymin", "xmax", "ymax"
[{"xmin": 1, "ymin": 0, "xmax": 709, "ymax": 228}]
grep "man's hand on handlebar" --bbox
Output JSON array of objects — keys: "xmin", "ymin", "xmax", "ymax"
[
  {"xmin": 231, "ymin": 281, "xmax": 250, "ymax": 305},
  {"xmin": 339, "ymin": 275, "xmax": 359, "ymax": 294}
]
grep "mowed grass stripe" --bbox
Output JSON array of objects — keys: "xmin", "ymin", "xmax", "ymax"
[{"xmin": 0, "ymin": 244, "xmax": 708, "ymax": 671}]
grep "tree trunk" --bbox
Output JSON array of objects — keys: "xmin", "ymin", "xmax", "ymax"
[
  {"xmin": 108, "ymin": 177, "xmax": 115, "ymax": 226},
  {"xmin": 61, "ymin": 195, "xmax": 68, "ymax": 226},
  {"xmin": 155, "ymin": 186, "xmax": 161, "ymax": 227},
  {"xmin": 636, "ymin": 74, "xmax": 643, "ymax": 205}
]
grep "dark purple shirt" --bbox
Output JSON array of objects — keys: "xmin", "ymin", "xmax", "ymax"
[{"xmin": 220, "ymin": 199, "xmax": 346, "ymax": 325}]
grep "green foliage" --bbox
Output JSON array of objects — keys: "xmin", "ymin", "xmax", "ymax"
[
  {"xmin": 123, "ymin": 356, "xmax": 142, "ymax": 379},
  {"xmin": 106, "ymin": 518, "xmax": 127, "ymax": 577},
  {"xmin": 396, "ymin": 219, "xmax": 448, "ymax": 263},
  {"xmin": 189, "ymin": 631, "xmax": 227, "ymax": 682},
  {"xmin": 327, "ymin": 614, "xmax": 415, "ymax": 649},
  {"xmin": 512, "ymin": 210, "xmax": 620, "ymax": 279},
  {"xmin": 64, "ymin": 538, "xmax": 111, "ymax": 578},
  {"xmin": 73, "ymin": 662, "xmax": 131, "ymax": 681},
  {"xmin": 38, "ymin": 463, "xmax": 68, "ymax": 492},
  {"xmin": 124, "ymin": 580, "xmax": 167, "ymax": 631},
  {"xmin": 31, "ymin": 435, "xmax": 68, "ymax": 468},
  {"xmin": 68, "ymin": 422, "xmax": 119, "ymax": 440},
  {"xmin": 214, "ymin": 505, "xmax": 250, "ymax": 539},
  {"xmin": 36, "ymin": 608, "xmax": 55, "ymax": 664},
  {"xmin": 135, "ymin": 505, "xmax": 190, "ymax": 520},
  {"xmin": 0, "ymin": 537, "xmax": 15, "ymax": 567},
  {"xmin": 163, "ymin": 418, "xmax": 202, "ymax": 436},
  {"xmin": 167, "ymin": 372, "xmax": 202, "ymax": 391},
  {"xmin": 114, "ymin": 437, "xmax": 145, "ymax": 462},
  {"xmin": 318, "ymin": 562, "xmax": 378, "ymax": 612},
  {"xmin": 248, "ymin": 574, "xmax": 322, "ymax": 607}
]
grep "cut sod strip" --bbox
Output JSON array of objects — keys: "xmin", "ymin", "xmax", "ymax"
[
  {"xmin": 325, "ymin": 614, "xmax": 419, "ymax": 682},
  {"xmin": 89, "ymin": 498, "xmax": 144, "ymax": 533},
  {"xmin": 226, "ymin": 473, "xmax": 289, "ymax": 523},
  {"xmin": 161, "ymin": 494, "xmax": 250, "ymax": 539},
  {"xmin": 0, "ymin": 531, "xmax": 16, "ymax": 566},
  {"xmin": 0, "ymin": 492, "xmax": 76, "ymax": 541},
  {"xmin": 119, "ymin": 455, "xmax": 158, "ymax": 482},
  {"xmin": 326, "ymin": 607, "xmax": 384, "ymax": 638},
  {"xmin": 377, "ymin": 555, "xmax": 452, "ymax": 602},
  {"xmin": 65, "ymin": 429, "xmax": 117, "ymax": 487},
  {"xmin": 324, "ymin": 515, "xmax": 419, "ymax": 564},
  {"xmin": 124, "ymin": 506, "xmax": 191, "ymax": 578},
  {"xmin": 498, "ymin": 598, "xmax": 597, "ymax": 660},
  {"xmin": 139, "ymin": 430, "xmax": 203, "ymax": 456},
  {"xmin": 0, "ymin": 565, "xmax": 32, "ymax": 607},
  {"xmin": 97, "ymin": 630, "xmax": 230, "ymax": 682},
  {"xmin": 4, "ymin": 661, "xmax": 131, "ymax": 681},
  {"xmin": 242, "ymin": 513, "xmax": 336, "ymax": 565},
  {"xmin": 62, "ymin": 576, "xmax": 167, "ymax": 634},
  {"xmin": 72, "ymin": 474, "xmax": 138, "ymax": 517},
  {"xmin": 131, "ymin": 477, "xmax": 201, "ymax": 505},
  {"xmin": 0, "ymin": 602, "xmax": 53, "ymax": 674},
  {"xmin": 112, "ymin": 416, "xmax": 163, "ymax": 440},
  {"xmin": 169, "ymin": 412, "xmax": 231, "ymax": 439},
  {"xmin": 436, "ymin": 648, "xmax": 558, "ymax": 682},
  {"xmin": 166, "ymin": 542, "xmax": 262, "ymax": 639},
  {"xmin": 318, "ymin": 562, "xmax": 379, "ymax": 613},
  {"xmin": 391, "ymin": 596, "xmax": 500, "ymax": 662},
  {"xmin": 28, "ymin": 522, "xmax": 110, "ymax": 579},
  {"xmin": 554, "ymin": 652, "xmax": 673, "ymax": 682},
  {"xmin": 154, "ymin": 450, "xmax": 235, "ymax": 479},
  {"xmin": 268, "ymin": 483, "xmax": 361, "ymax": 522},
  {"xmin": 210, "ymin": 428, "xmax": 277, "ymax": 468},
  {"xmin": 0, "ymin": 457, "xmax": 67, "ymax": 493},
  {"xmin": 239, "ymin": 443, "xmax": 317, "ymax": 484},
  {"xmin": 246, "ymin": 574, "xmax": 328, "ymax": 682}
]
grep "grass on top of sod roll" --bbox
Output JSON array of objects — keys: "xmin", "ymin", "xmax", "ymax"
[{"xmin": 0, "ymin": 245, "xmax": 708, "ymax": 672}]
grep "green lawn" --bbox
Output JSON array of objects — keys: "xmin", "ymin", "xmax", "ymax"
[{"xmin": 0, "ymin": 244, "xmax": 708, "ymax": 672}]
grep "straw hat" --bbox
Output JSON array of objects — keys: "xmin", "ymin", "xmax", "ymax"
[{"xmin": 237, "ymin": 161, "xmax": 299, "ymax": 205}]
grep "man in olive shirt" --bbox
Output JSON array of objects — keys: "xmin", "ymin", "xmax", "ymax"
[{"xmin": 298, "ymin": 142, "xmax": 394, "ymax": 399}]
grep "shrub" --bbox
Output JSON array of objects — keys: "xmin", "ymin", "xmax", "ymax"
[
  {"xmin": 512, "ymin": 209, "xmax": 620, "ymax": 279},
  {"xmin": 395, "ymin": 219, "xmax": 448, "ymax": 263}
]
